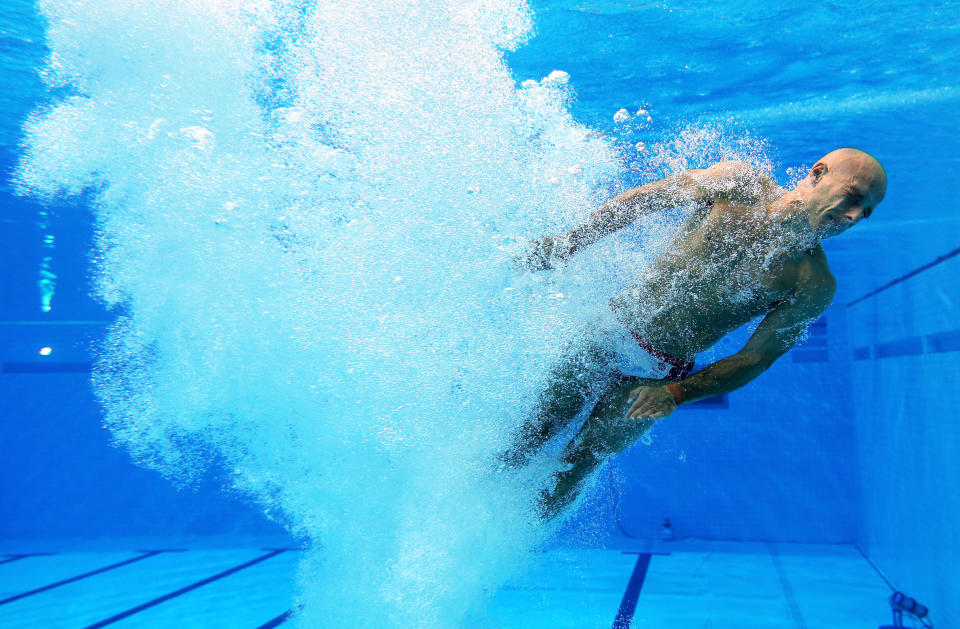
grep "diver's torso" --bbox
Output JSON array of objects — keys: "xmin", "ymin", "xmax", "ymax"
[{"xmin": 611, "ymin": 200, "xmax": 828, "ymax": 359}]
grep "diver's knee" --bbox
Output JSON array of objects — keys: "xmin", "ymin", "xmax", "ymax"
[{"xmin": 589, "ymin": 429, "xmax": 635, "ymax": 458}]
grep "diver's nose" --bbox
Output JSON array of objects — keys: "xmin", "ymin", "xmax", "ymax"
[{"xmin": 844, "ymin": 208, "xmax": 864, "ymax": 223}]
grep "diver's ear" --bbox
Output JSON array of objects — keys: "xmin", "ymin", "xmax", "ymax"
[{"xmin": 810, "ymin": 161, "xmax": 827, "ymax": 185}]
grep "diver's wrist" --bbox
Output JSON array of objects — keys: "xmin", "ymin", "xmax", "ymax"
[{"xmin": 666, "ymin": 382, "xmax": 685, "ymax": 405}]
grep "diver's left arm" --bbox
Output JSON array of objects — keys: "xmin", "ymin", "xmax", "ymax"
[
  {"xmin": 516, "ymin": 162, "xmax": 775, "ymax": 271},
  {"xmin": 626, "ymin": 275, "xmax": 836, "ymax": 419}
]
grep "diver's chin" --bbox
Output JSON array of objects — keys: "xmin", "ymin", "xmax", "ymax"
[
  {"xmin": 817, "ymin": 216, "xmax": 842, "ymax": 239},
  {"xmin": 820, "ymin": 224, "xmax": 846, "ymax": 240}
]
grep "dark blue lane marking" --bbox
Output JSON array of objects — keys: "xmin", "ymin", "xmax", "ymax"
[
  {"xmin": 612, "ymin": 552, "xmax": 653, "ymax": 629},
  {"xmin": 846, "ymin": 245, "xmax": 960, "ymax": 307},
  {"xmin": 258, "ymin": 608, "xmax": 296, "ymax": 628},
  {"xmin": 926, "ymin": 329, "xmax": 960, "ymax": 353},
  {"xmin": 0, "ymin": 551, "xmax": 166, "ymax": 606},
  {"xmin": 84, "ymin": 549, "xmax": 288, "ymax": 628},
  {"xmin": 0, "ymin": 553, "xmax": 57, "ymax": 566},
  {"xmin": 854, "ymin": 329, "xmax": 960, "ymax": 361},
  {"xmin": 875, "ymin": 336, "xmax": 924, "ymax": 359}
]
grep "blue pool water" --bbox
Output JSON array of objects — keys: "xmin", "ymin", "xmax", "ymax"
[{"xmin": 1, "ymin": 1, "xmax": 958, "ymax": 627}]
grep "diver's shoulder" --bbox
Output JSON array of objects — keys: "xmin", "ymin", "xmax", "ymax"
[
  {"xmin": 805, "ymin": 243, "xmax": 831, "ymax": 269},
  {"xmin": 798, "ymin": 245, "xmax": 837, "ymax": 298},
  {"xmin": 697, "ymin": 161, "xmax": 778, "ymax": 204},
  {"xmin": 705, "ymin": 160, "xmax": 764, "ymax": 177}
]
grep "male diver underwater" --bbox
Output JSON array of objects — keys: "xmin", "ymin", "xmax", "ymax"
[{"xmin": 508, "ymin": 148, "xmax": 887, "ymax": 519}]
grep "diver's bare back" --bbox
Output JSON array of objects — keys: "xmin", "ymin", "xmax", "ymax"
[{"xmin": 611, "ymin": 196, "xmax": 834, "ymax": 361}]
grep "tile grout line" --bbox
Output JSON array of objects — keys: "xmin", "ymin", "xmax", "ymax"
[
  {"xmin": 854, "ymin": 544, "xmax": 897, "ymax": 592},
  {"xmin": 767, "ymin": 542, "xmax": 808, "ymax": 629}
]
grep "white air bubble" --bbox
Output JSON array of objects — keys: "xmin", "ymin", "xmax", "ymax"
[
  {"xmin": 146, "ymin": 118, "xmax": 167, "ymax": 140},
  {"xmin": 13, "ymin": 1, "xmax": 646, "ymax": 626},
  {"xmin": 545, "ymin": 70, "xmax": 570, "ymax": 84},
  {"xmin": 179, "ymin": 125, "xmax": 215, "ymax": 150}
]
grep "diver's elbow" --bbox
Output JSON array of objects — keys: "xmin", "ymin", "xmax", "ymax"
[{"xmin": 737, "ymin": 350, "xmax": 777, "ymax": 373}]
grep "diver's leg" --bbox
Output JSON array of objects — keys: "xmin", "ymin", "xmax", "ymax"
[
  {"xmin": 502, "ymin": 337, "xmax": 612, "ymax": 465},
  {"xmin": 539, "ymin": 377, "xmax": 658, "ymax": 519}
]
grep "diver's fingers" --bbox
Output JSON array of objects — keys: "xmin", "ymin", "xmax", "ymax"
[
  {"xmin": 628, "ymin": 405, "xmax": 652, "ymax": 420},
  {"xmin": 627, "ymin": 386, "xmax": 644, "ymax": 402},
  {"xmin": 628, "ymin": 387, "xmax": 651, "ymax": 406},
  {"xmin": 631, "ymin": 401, "xmax": 669, "ymax": 420},
  {"xmin": 626, "ymin": 398, "xmax": 646, "ymax": 418}
]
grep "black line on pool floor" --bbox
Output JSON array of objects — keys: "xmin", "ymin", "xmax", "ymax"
[
  {"xmin": 612, "ymin": 552, "xmax": 652, "ymax": 629},
  {"xmin": 84, "ymin": 549, "xmax": 288, "ymax": 628},
  {"xmin": 0, "ymin": 553, "xmax": 57, "ymax": 566},
  {"xmin": 258, "ymin": 608, "xmax": 295, "ymax": 628},
  {"xmin": 0, "ymin": 551, "xmax": 165, "ymax": 606}
]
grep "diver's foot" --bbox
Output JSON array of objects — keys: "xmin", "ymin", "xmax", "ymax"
[
  {"xmin": 537, "ymin": 465, "xmax": 591, "ymax": 520},
  {"xmin": 538, "ymin": 487, "xmax": 575, "ymax": 521},
  {"xmin": 492, "ymin": 446, "xmax": 532, "ymax": 471}
]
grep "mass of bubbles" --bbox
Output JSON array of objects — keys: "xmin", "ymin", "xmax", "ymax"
[{"xmin": 16, "ymin": 1, "xmax": 772, "ymax": 626}]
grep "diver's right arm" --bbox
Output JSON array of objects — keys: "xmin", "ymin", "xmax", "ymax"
[{"xmin": 517, "ymin": 161, "xmax": 771, "ymax": 271}]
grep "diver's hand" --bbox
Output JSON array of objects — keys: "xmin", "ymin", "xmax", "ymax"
[
  {"xmin": 626, "ymin": 385, "xmax": 677, "ymax": 420},
  {"xmin": 513, "ymin": 235, "xmax": 573, "ymax": 271}
]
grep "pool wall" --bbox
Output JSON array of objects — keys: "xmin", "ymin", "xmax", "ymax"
[
  {"xmin": 849, "ymin": 240, "xmax": 960, "ymax": 623},
  {"xmin": 0, "ymin": 369, "xmax": 287, "ymax": 543}
]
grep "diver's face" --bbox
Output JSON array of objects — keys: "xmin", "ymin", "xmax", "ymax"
[{"xmin": 805, "ymin": 155, "xmax": 886, "ymax": 238}]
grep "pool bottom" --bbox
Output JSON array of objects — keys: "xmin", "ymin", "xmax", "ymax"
[{"xmin": 0, "ymin": 539, "xmax": 891, "ymax": 628}]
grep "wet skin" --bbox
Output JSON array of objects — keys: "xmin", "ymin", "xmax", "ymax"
[{"xmin": 514, "ymin": 148, "xmax": 887, "ymax": 519}]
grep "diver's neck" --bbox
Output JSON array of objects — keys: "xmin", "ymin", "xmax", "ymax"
[{"xmin": 766, "ymin": 190, "xmax": 821, "ymax": 251}]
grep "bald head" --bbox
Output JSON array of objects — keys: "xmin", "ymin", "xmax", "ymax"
[
  {"xmin": 816, "ymin": 148, "xmax": 887, "ymax": 201},
  {"xmin": 801, "ymin": 147, "xmax": 887, "ymax": 238}
]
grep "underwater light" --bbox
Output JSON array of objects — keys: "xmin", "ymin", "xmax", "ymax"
[
  {"xmin": 879, "ymin": 591, "xmax": 934, "ymax": 628},
  {"xmin": 891, "ymin": 591, "xmax": 929, "ymax": 619},
  {"xmin": 38, "ymin": 347, "xmax": 52, "ymax": 356}
]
